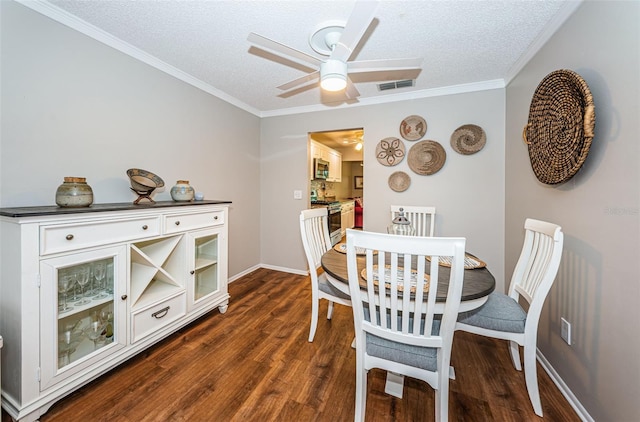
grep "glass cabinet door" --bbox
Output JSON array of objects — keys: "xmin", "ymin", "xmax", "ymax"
[
  {"xmin": 40, "ymin": 245, "xmax": 126, "ymax": 390},
  {"xmin": 188, "ymin": 228, "xmax": 226, "ymax": 310}
]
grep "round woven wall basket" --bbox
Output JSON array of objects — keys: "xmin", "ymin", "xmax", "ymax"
[
  {"xmin": 451, "ymin": 124, "xmax": 486, "ymax": 155},
  {"xmin": 375, "ymin": 137, "xmax": 405, "ymax": 166},
  {"xmin": 523, "ymin": 69, "xmax": 595, "ymax": 185},
  {"xmin": 407, "ymin": 140, "xmax": 446, "ymax": 175}
]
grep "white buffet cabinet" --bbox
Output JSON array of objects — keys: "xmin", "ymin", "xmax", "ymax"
[{"xmin": 0, "ymin": 201, "xmax": 230, "ymax": 421}]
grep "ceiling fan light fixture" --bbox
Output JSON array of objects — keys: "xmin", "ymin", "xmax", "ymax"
[{"xmin": 320, "ymin": 60, "xmax": 347, "ymax": 92}]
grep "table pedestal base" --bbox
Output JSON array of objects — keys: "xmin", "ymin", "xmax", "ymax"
[
  {"xmin": 384, "ymin": 372, "xmax": 405, "ymax": 398},
  {"xmin": 384, "ymin": 367, "xmax": 456, "ymax": 399}
]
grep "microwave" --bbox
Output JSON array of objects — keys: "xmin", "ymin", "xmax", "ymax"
[{"xmin": 314, "ymin": 158, "xmax": 330, "ymax": 179}]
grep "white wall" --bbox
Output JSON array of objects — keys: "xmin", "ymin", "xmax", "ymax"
[
  {"xmin": 505, "ymin": 1, "xmax": 640, "ymax": 420},
  {"xmin": 0, "ymin": 1, "xmax": 262, "ymax": 278},
  {"xmin": 261, "ymin": 90, "xmax": 506, "ymax": 286}
]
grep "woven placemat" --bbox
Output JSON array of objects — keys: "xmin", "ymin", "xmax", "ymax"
[
  {"xmin": 360, "ymin": 265, "xmax": 430, "ymax": 293},
  {"xmin": 333, "ymin": 242, "xmax": 373, "ymax": 255},
  {"xmin": 451, "ymin": 124, "xmax": 486, "ymax": 155},
  {"xmin": 426, "ymin": 253, "xmax": 486, "ymax": 269},
  {"xmin": 375, "ymin": 137, "xmax": 405, "ymax": 166},
  {"xmin": 523, "ymin": 69, "xmax": 595, "ymax": 185},
  {"xmin": 407, "ymin": 140, "xmax": 446, "ymax": 175}
]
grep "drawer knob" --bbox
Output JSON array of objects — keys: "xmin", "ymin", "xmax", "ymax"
[
  {"xmin": 142, "ymin": 225, "xmax": 148, "ymax": 230},
  {"xmin": 214, "ymin": 216, "xmax": 218, "ymax": 220},
  {"xmin": 175, "ymin": 221, "xmax": 180, "ymax": 226},
  {"xmin": 65, "ymin": 234, "xmax": 74, "ymax": 241},
  {"xmin": 121, "ymin": 295, "xmax": 128, "ymax": 300},
  {"xmin": 151, "ymin": 306, "xmax": 170, "ymax": 319},
  {"xmin": 190, "ymin": 270, "xmax": 195, "ymax": 275}
]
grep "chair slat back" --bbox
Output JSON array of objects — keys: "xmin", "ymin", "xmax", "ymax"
[
  {"xmin": 510, "ymin": 218, "xmax": 563, "ymax": 307},
  {"xmin": 346, "ymin": 229, "xmax": 465, "ymax": 350},
  {"xmin": 299, "ymin": 208, "xmax": 332, "ymax": 272},
  {"xmin": 391, "ymin": 205, "xmax": 436, "ymax": 237}
]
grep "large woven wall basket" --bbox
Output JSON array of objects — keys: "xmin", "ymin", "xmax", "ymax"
[{"xmin": 523, "ymin": 69, "xmax": 595, "ymax": 185}]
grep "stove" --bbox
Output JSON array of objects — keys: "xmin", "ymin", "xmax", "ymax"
[
  {"xmin": 310, "ymin": 200, "xmax": 342, "ymax": 245},
  {"xmin": 310, "ymin": 200, "xmax": 339, "ymax": 206}
]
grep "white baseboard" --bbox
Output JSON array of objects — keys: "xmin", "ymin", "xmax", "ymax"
[
  {"xmin": 258, "ymin": 263, "xmax": 307, "ymax": 276},
  {"xmin": 537, "ymin": 349, "xmax": 593, "ymax": 422},
  {"xmin": 228, "ymin": 264, "xmax": 261, "ymax": 283},
  {"xmin": 228, "ymin": 264, "xmax": 307, "ymax": 283}
]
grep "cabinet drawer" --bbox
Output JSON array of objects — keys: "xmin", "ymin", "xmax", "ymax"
[
  {"xmin": 40, "ymin": 216, "xmax": 161, "ymax": 255},
  {"xmin": 131, "ymin": 292, "xmax": 186, "ymax": 343},
  {"xmin": 164, "ymin": 210, "xmax": 224, "ymax": 233}
]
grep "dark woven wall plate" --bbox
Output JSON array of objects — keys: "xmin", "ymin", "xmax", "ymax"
[{"xmin": 523, "ymin": 69, "xmax": 595, "ymax": 185}]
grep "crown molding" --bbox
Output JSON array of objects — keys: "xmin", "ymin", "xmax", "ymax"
[
  {"xmin": 18, "ymin": 0, "xmax": 509, "ymax": 119},
  {"xmin": 258, "ymin": 79, "xmax": 506, "ymax": 118}
]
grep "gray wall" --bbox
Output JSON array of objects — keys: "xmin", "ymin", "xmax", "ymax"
[
  {"xmin": 3, "ymin": 0, "xmax": 638, "ymax": 419},
  {"xmin": 0, "ymin": 1, "xmax": 262, "ymax": 278},
  {"xmin": 505, "ymin": 1, "xmax": 639, "ymax": 420},
  {"xmin": 260, "ymin": 89, "xmax": 506, "ymax": 286}
]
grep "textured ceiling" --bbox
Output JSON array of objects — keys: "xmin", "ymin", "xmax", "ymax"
[{"xmin": 38, "ymin": 0, "xmax": 578, "ymax": 116}]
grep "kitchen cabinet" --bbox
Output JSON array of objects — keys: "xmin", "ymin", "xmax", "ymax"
[
  {"xmin": 327, "ymin": 149, "xmax": 342, "ymax": 182},
  {"xmin": 340, "ymin": 201, "xmax": 355, "ymax": 236},
  {"xmin": 309, "ymin": 140, "xmax": 342, "ymax": 182},
  {"xmin": 0, "ymin": 201, "xmax": 230, "ymax": 422}
]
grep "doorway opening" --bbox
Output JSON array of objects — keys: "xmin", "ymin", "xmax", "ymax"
[{"xmin": 308, "ymin": 128, "xmax": 364, "ymax": 230}]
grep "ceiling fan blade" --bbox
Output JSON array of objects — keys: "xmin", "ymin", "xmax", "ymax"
[
  {"xmin": 331, "ymin": 0, "xmax": 379, "ymax": 62},
  {"xmin": 348, "ymin": 57, "xmax": 423, "ymax": 73},
  {"xmin": 345, "ymin": 77, "xmax": 360, "ymax": 99},
  {"xmin": 248, "ymin": 32, "xmax": 322, "ymax": 67},
  {"xmin": 277, "ymin": 71, "xmax": 320, "ymax": 91}
]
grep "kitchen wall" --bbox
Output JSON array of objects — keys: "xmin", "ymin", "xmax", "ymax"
[
  {"xmin": 261, "ymin": 89, "xmax": 506, "ymax": 285},
  {"xmin": 0, "ymin": 1, "xmax": 262, "ymax": 278},
  {"xmin": 505, "ymin": 1, "xmax": 639, "ymax": 420}
]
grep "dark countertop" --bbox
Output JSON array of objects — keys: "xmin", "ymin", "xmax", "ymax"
[{"xmin": 0, "ymin": 200, "xmax": 232, "ymax": 218}]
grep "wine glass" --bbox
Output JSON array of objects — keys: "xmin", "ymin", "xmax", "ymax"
[
  {"xmin": 99, "ymin": 307, "xmax": 114, "ymax": 341},
  {"xmin": 74, "ymin": 265, "xmax": 92, "ymax": 305},
  {"xmin": 105, "ymin": 262, "xmax": 114, "ymax": 295},
  {"xmin": 92, "ymin": 261, "xmax": 108, "ymax": 299},
  {"xmin": 58, "ymin": 275, "xmax": 73, "ymax": 313},
  {"xmin": 58, "ymin": 327, "xmax": 83, "ymax": 367},
  {"xmin": 84, "ymin": 320, "xmax": 106, "ymax": 350}
]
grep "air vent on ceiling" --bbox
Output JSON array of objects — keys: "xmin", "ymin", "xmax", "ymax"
[{"xmin": 377, "ymin": 79, "xmax": 415, "ymax": 91}]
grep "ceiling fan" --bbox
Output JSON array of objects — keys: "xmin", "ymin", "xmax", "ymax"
[{"xmin": 247, "ymin": 1, "xmax": 423, "ymax": 99}]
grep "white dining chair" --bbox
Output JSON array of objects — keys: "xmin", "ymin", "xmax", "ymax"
[
  {"xmin": 345, "ymin": 229, "xmax": 466, "ymax": 422},
  {"xmin": 299, "ymin": 208, "xmax": 351, "ymax": 342},
  {"xmin": 390, "ymin": 205, "xmax": 436, "ymax": 237},
  {"xmin": 456, "ymin": 218, "xmax": 563, "ymax": 417}
]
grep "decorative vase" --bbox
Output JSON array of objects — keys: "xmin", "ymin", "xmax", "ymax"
[
  {"xmin": 170, "ymin": 180, "xmax": 195, "ymax": 202},
  {"xmin": 55, "ymin": 177, "xmax": 94, "ymax": 207}
]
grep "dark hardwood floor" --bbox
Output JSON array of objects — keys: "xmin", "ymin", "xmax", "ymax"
[{"xmin": 3, "ymin": 268, "xmax": 580, "ymax": 421}]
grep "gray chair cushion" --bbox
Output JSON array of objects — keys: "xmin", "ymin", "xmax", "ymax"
[
  {"xmin": 318, "ymin": 276, "xmax": 351, "ymax": 300},
  {"xmin": 457, "ymin": 292, "xmax": 526, "ymax": 333},
  {"xmin": 363, "ymin": 312, "xmax": 441, "ymax": 371},
  {"xmin": 366, "ymin": 332, "xmax": 438, "ymax": 371}
]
